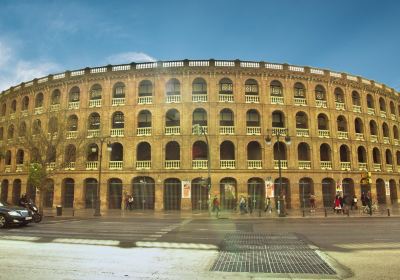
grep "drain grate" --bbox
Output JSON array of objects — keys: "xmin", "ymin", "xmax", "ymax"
[{"xmin": 211, "ymin": 233, "xmax": 336, "ymax": 274}]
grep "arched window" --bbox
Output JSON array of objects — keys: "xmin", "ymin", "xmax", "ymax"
[
  {"xmin": 48, "ymin": 117, "xmax": 58, "ymax": 134},
  {"xmin": 110, "ymin": 142, "xmax": 124, "ymax": 161},
  {"xmin": 43, "ymin": 179, "xmax": 54, "ymax": 208},
  {"xmin": 46, "ymin": 145, "xmax": 56, "ymax": 163},
  {"xmin": 112, "ymin": 111, "xmax": 124, "ymax": 129},
  {"xmin": 165, "ymin": 109, "xmax": 180, "ymax": 127},
  {"xmin": 192, "ymin": 141, "xmax": 208, "ymax": 160},
  {"xmin": 51, "ymin": 89, "xmax": 61, "ymax": 105},
  {"xmin": 90, "ymin": 84, "xmax": 102, "ymax": 100},
  {"xmin": 299, "ymin": 178, "xmax": 314, "ymax": 208},
  {"xmin": 340, "ymin": 145, "xmax": 351, "ymax": 162},
  {"xmin": 273, "ymin": 141, "xmax": 287, "ymax": 161},
  {"xmin": 315, "ymin": 85, "xmax": 326, "ymax": 100},
  {"xmin": 373, "ymin": 148, "xmax": 381, "ymax": 164},
  {"xmin": 84, "ymin": 178, "xmax": 98, "ymax": 209},
  {"xmin": 320, "ymin": 143, "xmax": 332, "ymax": 161},
  {"xmin": 65, "ymin": 144, "xmax": 76, "ymax": 163},
  {"xmin": 246, "ymin": 109, "xmax": 260, "ymax": 127},
  {"xmin": 192, "ymin": 108, "xmax": 207, "ymax": 126},
  {"xmin": 382, "ymin": 122, "xmax": 390, "ymax": 138},
  {"xmin": 296, "ymin": 112, "xmax": 308, "ymax": 129},
  {"xmin": 87, "ymin": 143, "xmax": 99, "ymax": 161},
  {"xmin": 1, "ymin": 103, "xmax": 6, "ymax": 116},
  {"xmin": 220, "ymin": 141, "xmax": 235, "ymax": 160},
  {"xmin": 11, "ymin": 100, "xmax": 17, "ymax": 113},
  {"xmin": 334, "ymin": 87, "xmax": 344, "ymax": 103},
  {"xmin": 272, "ymin": 111, "xmax": 285, "ymax": 127},
  {"xmin": 393, "ymin": 125, "xmax": 399, "ymax": 140},
  {"xmin": 69, "ymin": 86, "xmax": 80, "ymax": 102},
  {"xmin": 7, "ymin": 125, "xmax": 14, "ymax": 139},
  {"xmin": 192, "ymin": 78, "xmax": 207, "ymax": 95},
  {"xmin": 390, "ymin": 101, "xmax": 396, "ymax": 115},
  {"xmin": 370, "ymin": 120, "xmax": 378, "ymax": 136},
  {"xmin": 376, "ymin": 178, "xmax": 386, "ymax": 204},
  {"xmin": 88, "ymin": 113, "xmax": 100, "ymax": 130},
  {"xmin": 294, "ymin": 82, "xmax": 306, "ymax": 98},
  {"xmin": 220, "ymin": 109, "xmax": 234, "ymax": 127},
  {"xmin": 379, "ymin": 97, "xmax": 386, "ymax": 112},
  {"xmin": 366, "ymin": 94, "xmax": 375, "ymax": 109},
  {"xmin": 0, "ymin": 127, "xmax": 3, "ymax": 140},
  {"xmin": 355, "ymin": 118, "xmax": 364, "ymax": 134},
  {"xmin": 247, "ymin": 178, "xmax": 265, "ymax": 210},
  {"xmin": 322, "ymin": 178, "xmax": 336, "ymax": 207},
  {"xmin": 357, "ymin": 146, "xmax": 367, "ymax": 163},
  {"xmin": 337, "ymin": 116, "xmax": 347, "ymax": 132},
  {"xmin": 245, "ymin": 79, "xmax": 259, "ymax": 95},
  {"xmin": 317, "ymin": 114, "xmax": 329, "ymax": 130},
  {"xmin": 386, "ymin": 149, "xmax": 393, "ymax": 165},
  {"xmin": 138, "ymin": 110, "xmax": 152, "ymax": 128},
  {"xmin": 113, "ymin": 82, "xmax": 125, "ymax": 98},
  {"xmin": 108, "ymin": 178, "xmax": 123, "ymax": 209},
  {"xmin": 166, "ymin": 78, "xmax": 180, "ymax": 96},
  {"xmin": 35, "ymin": 92, "xmax": 44, "ymax": 108},
  {"xmin": 298, "ymin": 142, "xmax": 310, "ymax": 161},
  {"xmin": 137, "ymin": 142, "xmax": 151, "ymax": 161},
  {"xmin": 16, "ymin": 149, "xmax": 24, "ymax": 164},
  {"xmin": 352, "ymin": 91, "xmax": 361, "ymax": 106},
  {"xmin": 22, "ymin": 96, "xmax": 29, "ymax": 111},
  {"xmin": 247, "ymin": 141, "xmax": 262, "ymax": 160},
  {"xmin": 67, "ymin": 115, "xmax": 78, "ymax": 131},
  {"xmin": 32, "ymin": 119, "xmax": 41, "ymax": 135},
  {"xmin": 139, "ymin": 80, "xmax": 153, "ymax": 97},
  {"xmin": 5, "ymin": 150, "xmax": 11, "ymax": 165},
  {"xmin": 219, "ymin": 78, "xmax": 233, "ymax": 94},
  {"xmin": 220, "ymin": 178, "xmax": 237, "ymax": 210},
  {"xmin": 270, "ymin": 80, "xmax": 283, "ymax": 96},
  {"xmin": 165, "ymin": 141, "xmax": 180, "ymax": 160}
]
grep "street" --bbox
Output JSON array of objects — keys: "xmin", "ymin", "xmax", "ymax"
[{"xmin": 0, "ymin": 215, "xmax": 400, "ymax": 279}]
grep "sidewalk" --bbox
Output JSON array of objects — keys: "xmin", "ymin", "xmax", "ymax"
[{"xmin": 43, "ymin": 205, "xmax": 400, "ymax": 220}]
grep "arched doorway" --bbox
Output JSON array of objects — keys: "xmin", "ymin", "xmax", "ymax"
[
  {"xmin": 389, "ymin": 180, "xmax": 398, "ymax": 204},
  {"xmin": 299, "ymin": 178, "xmax": 314, "ymax": 208},
  {"xmin": 44, "ymin": 180, "xmax": 54, "ymax": 208},
  {"xmin": 322, "ymin": 178, "xmax": 335, "ymax": 208},
  {"xmin": 12, "ymin": 179, "xmax": 21, "ymax": 205},
  {"xmin": 220, "ymin": 178, "xmax": 237, "ymax": 210},
  {"xmin": 273, "ymin": 177, "xmax": 291, "ymax": 209},
  {"xmin": 164, "ymin": 178, "xmax": 181, "ymax": 210},
  {"xmin": 62, "ymin": 178, "xmax": 75, "ymax": 208},
  {"xmin": 191, "ymin": 178, "xmax": 209, "ymax": 210},
  {"xmin": 108, "ymin": 178, "xmax": 123, "ymax": 209},
  {"xmin": 1, "ymin": 180, "xmax": 9, "ymax": 202},
  {"xmin": 131, "ymin": 177, "xmax": 155, "ymax": 210},
  {"xmin": 342, "ymin": 178, "xmax": 355, "ymax": 198},
  {"xmin": 376, "ymin": 179, "xmax": 386, "ymax": 205},
  {"xmin": 247, "ymin": 178, "xmax": 265, "ymax": 211},
  {"xmin": 84, "ymin": 178, "xmax": 98, "ymax": 209}
]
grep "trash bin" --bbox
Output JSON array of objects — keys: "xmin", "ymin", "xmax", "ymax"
[{"xmin": 56, "ymin": 205, "xmax": 62, "ymax": 216}]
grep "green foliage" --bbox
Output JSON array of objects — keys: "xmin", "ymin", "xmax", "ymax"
[{"xmin": 28, "ymin": 163, "xmax": 46, "ymax": 190}]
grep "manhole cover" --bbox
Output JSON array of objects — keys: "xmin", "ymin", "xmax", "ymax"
[{"xmin": 211, "ymin": 233, "xmax": 336, "ymax": 274}]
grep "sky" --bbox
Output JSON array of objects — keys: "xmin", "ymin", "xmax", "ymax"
[{"xmin": 0, "ymin": 0, "xmax": 399, "ymax": 92}]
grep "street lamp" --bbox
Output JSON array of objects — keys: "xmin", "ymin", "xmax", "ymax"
[
  {"xmin": 265, "ymin": 129, "xmax": 291, "ymax": 217},
  {"xmin": 93, "ymin": 137, "xmax": 111, "ymax": 217},
  {"xmin": 193, "ymin": 124, "xmax": 211, "ymax": 211}
]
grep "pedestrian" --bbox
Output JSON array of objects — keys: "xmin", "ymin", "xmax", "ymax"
[
  {"xmin": 339, "ymin": 194, "xmax": 344, "ymax": 213},
  {"xmin": 352, "ymin": 195, "xmax": 358, "ymax": 210},
  {"xmin": 309, "ymin": 194, "xmax": 316, "ymax": 212},
  {"xmin": 239, "ymin": 196, "xmax": 247, "ymax": 214},
  {"xmin": 334, "ymin": 195, "xmax": 341, "ymax": 214},
  {"xmin": 365, "ymin": 191, "xmax": 372, "ymax": 215},
  {"xmin": 264, "ymin": 197, "xmax": 272, "ymax": 213},
  {"xmin": 212, "ymin": 196, "xmax": 220, "ymax": 217},
  {"xmin": 361, "ymin": 192, "xmax": 366, "ymax": 207},
  {"xmin": 128, "ymin": 195, "xmax": 134, "ymax": 210}
]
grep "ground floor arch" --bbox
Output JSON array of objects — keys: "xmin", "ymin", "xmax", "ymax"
[
  {"xmin": 108, "ymin": 178, "xmax": 123, "ymax": 209},
  {"xmin": 84, "ymin": 178, "xmax": 98, "ymax": 209},
  {"xmin": 62, "ymin": 178, "xmax": 75, "ymax": 208},
  {"xmin": 191, "ymin": 178, "xmax": 209, "ymax": 210},
  {"xmin": 220, "ymin": 177, "xmax": 237, "ymax": 210},
  {"xmin": 247, "ymin": 178, "xmax": 265, "ymax": 210},
  {"xmin": 322, "ymin": 178, "xmax": 335, "ymax": 208},
  {"xmin": 131, "ymin": 177, "xmax": 155, "ymax": 210},
  {"xmin": 164, "ymin": 178, "xmax": 181, "ymax": 210}
]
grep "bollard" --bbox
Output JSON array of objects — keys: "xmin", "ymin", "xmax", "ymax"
[
  {"xmin": 324, "ymin": 208, "xmax": 327, "ymax": 217},
  {"xmin": 387, "ymin": 209, "xmax": 390, "ymax": 217}
]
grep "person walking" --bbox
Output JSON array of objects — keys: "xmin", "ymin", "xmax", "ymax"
[
  {"xmin": 365, "ymin": 191, "xmax": 372, "ymax": 215},
  {"xmin": 352, "ymin": 195, "xmax": 358, "ymax": 210},
  {"xmin": 128, "ymin": 195, "xmax": 134, "ymax": 210},
  {"xmin": 264, "ymin": 197, "xmax": 272, "ymax": 213},
  {"xmin": 239, "ymin": 196, "xmax": 247, "ymax": 214},
  {"xmin": 309, "ymin": 194, "xmax": 316, "ymax": 212},
  {"xmin": 334, "ymin": 195, "xmax": 342, "ymax": 214},
  {"xmin": 212, "ymin": 196, "xmax": 220, "ymax": 217}
]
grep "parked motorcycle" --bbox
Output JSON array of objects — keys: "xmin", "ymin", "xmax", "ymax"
[{"xmin": 25, "ymin": 202, "xmax": 42, "ymax": 223}]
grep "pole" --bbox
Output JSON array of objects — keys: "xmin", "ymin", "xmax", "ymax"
[
  {"xmin": 277, "ymin": 134, "xmax": 285, "ymax": 217},
  {"xmin": 94, "ymin": 138, "xmax": 104, "ymax": 216}
]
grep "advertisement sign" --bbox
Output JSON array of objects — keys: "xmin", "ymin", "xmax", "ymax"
[
  {"xmin": 385, "ymin": 181, "xmax": 390, "ymax": 196},
  {"xmin": 265, "ymin": 177, "xmax": 274, "ymax": 198},
  {"xmin": 181, "ymin": 181, "xmax": 191, "ymax": 199},
  {"xmin": 224, "ymin": 184, "xmax": 236, "ymax": 199}
]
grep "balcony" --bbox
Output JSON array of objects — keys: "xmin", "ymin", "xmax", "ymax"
[
  {"xmin": 34, "ymin": 107, "xmax": 44, "ymax": 114},
  {"xmin": 66, "ymin": 131, "xmax": 78, "ymax": 139},
  {"xmin": 337, "ymin": 131, "xmax": 348, "ymax": 139},
  {"xmin": 318, "ymin": 130, "xmax": 330, "ymax": 138},
  {"xmin": 219, "ymin": 94, "xmax": 234, "ymax": 102},
  {"xmin": 192, "ymin": 160, "xmax": 208, "ymax": 169},
  {"xmin": 367, "ymin": 108, "xmax": 375, "ymax": 115},
  {"xmin": 220, "ymin": 160, "xmax": 236, "ymax": 169},
  {"xmin": 358, "ymin": 162, "xmax": 367, "ymax": 171},
  {"xmin": 165, "ymin": 126, "xmax": 180, "ymax": 135},
  {"xmin": 370, "ymin": 135, "xmax": 378, "ymax": 143},
  {"xmin": 383, "ymin": 137, "xmax": 390, "ymax": 144},
  {"xmin": 192, "ymin": 125, "xmax": 207, "ymax": 134},
  {"xmin": 89, "ymin": 99, "xmax": 102, "ymax": 108},
  {"xmin": 10, "ymin": 113, "xmax": 16, "ymax": 119},
  {"xmin": 394, "ymin": 139, "xmax": 399, "ymax": 146},
  {"xmin": 4, "ymin": 165, "xmax": 11, "ymax": 173},
  {"xmin": 138, "ymin": 96, "xmax": 153, "ymax": 104},
  {"xmin": 298, "ymin": 161, "xmax": 311, "ymax": 169},
  {"xmin": 65, "ymin": 162, "xmax": 75, "ymax": 170},
  {"xmin": 16, "ymin": 164, "xmax": 23, "ymax": 172},
  {"xmin": 21, "ymin": 110, "xmax": 28, "ymax": 117},
  {"xmin": 352, "ymin": 105, "xmax": 361, "ymax": 113},
  {"xmin": 274, "ymin": 160, "xmax": 288, "ymax": 169},
  {"xmin": 391, "ymin": 114, "xmax": 397, "ymax": 121},
  {"xmin": 245, "ymin": 95, "xmax": 260, "ymax": 103},
  {"xmin": 166, "ymin": 95, "xmax": 181, "ymax": 103},
  {"xmin": 219, "ymin": 126, "xmax": 235, "ymax": 135},
  {"xmin": 272, "ymin": 127, "xmax": 287, "ymax": 136},
  {"xmin": 247, "ymin": 160, "xmax": 262, "ymax": 169},
  {"xmin": 386, "ymin": 164, "xmax": 393, "ymax": 172},
  {"xmin": 246, "ymin": 127, "xmax": 261, "ymax": 135},
  {"xmin": 270, "ymin": 96, "xmax": 284, "ymax": 104},
  {"xmin": 111, "ymin": 128, "xmax": 124, "ymax": 137},
  {"xmin": 46, "ymin": 162, "xmax": 56, "ymax": 171},
  {"xmin": 68, "ymin": 101, "xmax": 79, "ymax": 110},
  {"xmin": 380, "ymin": 111, "xmax": 387, "ymax": 118},
  {"xmin": 165, "ymin": 160, "xmax": 180, "ymax": 169},
  {"xmin": 87, "ymin": 129, "xmax": 100, "ymax": 138},
  {"xmin": 335, "ymin": 102, "xmax": 345, "ymax": 110},
  {"xmin": 340, "ymin": 162, "xmax": 351, "ymax": 170},
  {"xmin": 373, "ymin": 163, "xmax": 381, "ymax": 171},
  {"xmin": 136, "ymin": 160, "xmax": 151, "ymax": 170},
  {"xmin": 296, "ymin": 128, "xmax": 309, "ymax": 137},
  {"xmin": 398, "ymin": 166, "xmax": 400, "ymax": 173},
  {"xmin": 86, "ymin": 161, "xmax": 98, "ymax": 170},
  {"xmin": 137, "ymin": 127, "xmax": 152, "ymax": 136},
  {"xmin": 355, "ymin": 133, "xmax": 364, "ymax": 141},
  {"xmin": 294, "ymin": 98, "xmax": 307, "ymax": 106},
  {"xmin": 112, "ymin": 98, "xmax": 125, "ymax": 106},
  {"xmin": 50, "ymin": 104, "xmax": 60, "ymax": 111},
  {"xmin": 109, "ymin": 161, "xmax": 123, "ymax": 170},
  {"xmin": 320, "ymin": 161, "xmax": 332, "ymax": 170},
  {"xmin": 316, "ymin": 100, "xmax": 327, "ymax": 108},
  {"xmin": 192, "ymin": 94, "xmax": 208, "ymax": 102}
]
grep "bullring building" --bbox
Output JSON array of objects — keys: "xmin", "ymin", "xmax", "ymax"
[{"xmin": 0, "ymin": 59, "xmax": 399, "ymax": 211}]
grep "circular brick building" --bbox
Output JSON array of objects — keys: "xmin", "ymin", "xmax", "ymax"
[{"xmin": 0, "ymin": 59, "xmax": 399, "ymax": 211}]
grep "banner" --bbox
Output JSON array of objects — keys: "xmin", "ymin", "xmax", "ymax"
[
  {"xmin": 265, "ymin": 177, "xmax": 274, "ymax": 198},
  {"xmin": 224, "ymin": 183, "xmax": 236, "ymax": 199},
  {"xmin": 385, "ymin": 181, "xmax": 390, "ymax": 196},
  {"xmin": 336, "ymin": 180, "xmax": 343, "ymax": 193},
  {"xmin": 181, "ymin": 181, "xmax": 191, "ymax": 199}
]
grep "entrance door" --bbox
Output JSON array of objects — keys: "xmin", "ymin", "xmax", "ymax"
[
  {"xmin": 164, "ymin": 179, "xmax": 181, "ymax": 210},
  {"xmin": 191, "ymin": 183, "xmax": 209, "ymax": 210},
  {"xmin": 132, "ymin": 178, "xmax": 155, "ymax": 210},
  {"xmin": 248, "ymin": 178, "xmax": 265, "ymax": 211},
  {"xmin": 220, "ymin": 179, "xmax": 237, "ymax": 210},
  {"xmin": 108, "ymin": 180, "xmax": 122, "ymax": 209},
  {"xmin": 322, "ymin": 179, "xmax": 335, "ymax": 208},
  {"xmin": 63, "ymin": 179, "xmax": 75, "ymax": 208},
  {"xmin": 85, "ymin": 180, "xmax": 97, "ymax": 209},
  {"xmin": 0, "ymin": 180, "xmax": 8, "ymax": 202}
]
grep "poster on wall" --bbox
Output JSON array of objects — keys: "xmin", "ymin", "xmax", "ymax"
[
  {"xmin": 385, "ymin": 181, "xmax": 390, "ymax": 196},
  {"xmin": 336, "ymin": 180, "xmax": 343, "ymax": 193},
  {"xmin": 182, "ymin": 181, "xmax": 191, "ymax": 199},
  {"xmin": 265, "ymin": 177, "xmax": 274, "ymax": 198},
  {"xmin": 224, "ymin": 184, "xmax": 236, "ymax": 199}
]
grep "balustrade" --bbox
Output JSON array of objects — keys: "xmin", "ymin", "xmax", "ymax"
[
  {"xmin": 87, "ymin": 129, "xmax": 100, "ymax": 138},
  {"xmin": 298, "ymin": 161, "xmax": 311, "ymax": 169},
  {"xmin": 192, "ymin": 94, "xmax": 208, "ymax": 102},
  {"xmin": 245, "ymin": 95, "xmax": 259, "ymax": 103},
  {"xmin": 355, "ymin": 133, "xmax": 364, "ymax": 140},
  {"xmin": 247, "ymin": 160, "xmax": 262, "ymax": 169},
  {"xmin": 46, "ymin": 162, "xmax": 56, "ymax": 170},
  {"xmin": 138, "ymin": 96, "xmax": 153, "ymax": 104},
  {"xmin": 136, "ymin": 161, "xmax": 151, "ymax": 169},
  {"xmin": 68, "ymin": 101, "xmax": 79, "ymax": 110},
  {"xmin": 166, "ymin": 95, "xmax": 181, "ymax": 103},
  {"xmin": 340, "ymin": 162, "xmax": 351, "ymax": 170},
  {"xmin": 383, "ymin": 137, "xmax": 390, "ymax": 144},
  {"xmin": 335, "ymin": 102, "xmax": 345, "ymax": 110},
  {"xmin": 109, "ymin": 161, "xmax": 123, "ymax": 170},
  {"xmin": 337, "ymin": 131, "xmax": 348, "ymax": 139},
  {"xmin": 274, "ymin": 160, "xmax": 288, "ymax": 169},
  {"xmin": 66, "ymin": 131, "xmax": 78, "ymax": 139},
  {"xmin": 137, "ymin": 127, "xmax": 152, "ymax": 136},
  {"xmin": 86, "ymin": 161, "xmax": 98, "ymax": 170},
  {"xmin": 391, "ymin": 114, "xmax": 397, "ymax": 120},
  {"xmin": 320, "ymin": 161, "xmax": 332, "ymax": 170},
  {"xmin": 50, "ymin": 104, "xmax": 60, "ymax": 111},
  {"xmin": 294, "ymin": 98, "xmax": 307, "ymax": 106},
  {"xmin": 352, "ymin": 105, "xmax": 361, "ymax": 113},
  {"xmin": 34, "ymin": 107, "xmax": 43, "ymax": 114},
  {"xmin": 165, "ymin": 160, "xmax": 180, "ymax": 169},
  {"xmin": 220, "ymin": 160, "xmax": 236, "ymax": 169},
  {"xmin": 219, "ymin": 126, "xmax": 235, "ymax": 135},
  {"xmin": 296, "ymin": 128, "xmax": 309, "ymax": 137},
  {"xmin": 358, "ymin": 162, "xmax": 367, "ymax": 170},
  {"xmin": 246, "ymin": 127, "xmax": 261, "ymax": 135},
  {"xmin": 111, "ymin": 128, "xmax": 124, "ymax": 137},
  {"xmin": 89, "ymin": 99, "xmax": 102, "ymax": 108},
  {"xmin": 367, "ymin": 108, "xmax": 375, "ymax": 115},
  {"xmin": 272, "ymin": 127, "xmax": 287, "ymax": 136},
  {"xmin": 316, "ymin": 100, "xmax": 327, "ymax": 108},
  {"xmin": 112, "ymin": 98, "xmax": 125, "ymax": 106},
  {"xmin": 65, "ymin": 162, "xmax": 75, "ymax": 170},
  {"xmin": 16, "ymin": 164, "xmax": 23, "ymax": 172},
  {"xmin": 4, "ymin": 165, "xmax": 11, "ymax": 172},
  {"xmin": 192, "ymin": 126, "xmax": 207, "ymax": 134},
  {"xmin": 370, "ymin": 135, "xmax": 378, "ymax": 142},
  {"xmin": 318, "ymin": 130, "xmax": 330, "ymax": 138},
  {"xmin": 192, "ymin": 160, "xmax": 208, "ymax": 169},
  {"xmin": 380, "ymin": 111, "xmax": 387, "ymax": 118},
  {"xmin": 270, "ymin": 96, "xmax": 284, "ymax": 104},
  {"xmin": 373, "ymin": 163, "xmax": 381, "ymax": 171},
  {"xmin": 219, "ymin": 94, "xmax": 234, "ymax": 102},
  {"xmin": 165, "ymin": 126, "xmax": 180, "ymax": 135},
  {"xmin": 386, "ymin": 164, "xmax": 393, "ymax": 172}
]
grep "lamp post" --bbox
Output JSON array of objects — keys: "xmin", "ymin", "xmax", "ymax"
[
  {"xmin": 265, "ymin": 129, "xmax": 291, "ymax": 217},
  {"xmin": 93, "ymin": 137, "xmax": 111, "ymax": 217},
  {"xmin": 193, "ymin": 124, "xmax": 211, "ymax": 211}
]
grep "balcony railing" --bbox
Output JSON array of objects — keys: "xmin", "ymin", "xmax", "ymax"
[
  {"xmin": 298, "ymin": 161, "xmax": 311, "ymax": 169},
  {"xmin": 296, "ymin": 128, "xmax": 309, "ymax": 137},
  {"xmin": 192, "ymin": 125, "xmax": 207, "ymax": 134},
  {"xmin": 49, "ymin": 104, "xmax": 60, "ymax": 111},
  {"xmin": 219, "ymin": 94, "xmax": 234, "ymax": 102},
  {"xmin": 89, "ymin": 99, "xmax": 102, "ymax": 108},
  {"xmin": 398, "ymin": 166, "xmax": 400, "ymax": 173},
  {"xmin": 294, "ymin": 98, "xmax": 307, "ymax": 106},
  {"xmin": 109, "ymin": 161, "xmax": 123, "ymax": 170},
  {"xmin": 165, "ymin": 160, "xmax": 180, "ymax": 169},
  {"xmin": 247, "ymin": 160, "xmax": 262, "ymax": 169},
  {"xmin": 352, "ymin": 105, "xmax": 361, "ymax": 113},
  {"xmin": 367, "ymin": 108, "xmax": 375, "ymax": 115},
  {"xmin": 4, "ymin": 165, "xmax": 11, "ymax": 172},
  {"xmin": 68, "ymin": 101, "xmax": 79, "ymax": 110},
  {"xmin": 192, "ymin": 94, "xmax": 208, "ymax": 102},
  {"xmin": 166, "ymin": 95, "xmax": 181, "ymax": 103},
  {"xmin": 111, "ymin": 128, "xmax": 124, "ymax": 137},
  {"xmin": 112, "ymin": 98, "xmax": 125, "ymax": 106},
  {"xmin": 335, "ymin": 102, "xmax": 345, "ymax": 110},
  {"xmin": 316, "ymin": 100, "xmax": 327, "ymax": 108},
  {"xmin": 136, "ymin": 160, "xmax": 151, "ymax": 169},
  {"xmin": 246, "ymin": 127, "xmax": 261, "ymax": 135},
  {"xmin": 10, "ymin": 113, "xmax": 16, "ymax": 119},
  {"xmin": 21, "ymin": 110, "xmax": 28, "ymax": 117},
  {"xmin": 165, "ymin": 126, "xmax": 180, "ymax": 135},
  {"xmin": 272, "ymin": 127, "xmax": 287, "ymax": 136},
  {"xmin": 380, "ymin": 111, "xmax": 387, "ymax": 118},
  {"xmin": 87, "ymin": 129, "xmax": 100, "ymax": 138},
  {"xmin": 34, "ymin": 107, "xmax": 43, "ymax": 114},
  {"xmin": 16, "ymin": 164, "xmax": 23, "ymax": 172},
  {"xmin": 340, "ymin": 162, "xmax": 351, "ymax": 170},
  {"xmin": 358, "ymin": 162, "xmax": 367, "ymax": 170},
  {"xmin": 320, "ymin": 161, "xmax": 332, "ymax": 170},
  {"xmin": 383, "ymin": 137, "xmax": 390, "ymax": 144},
  {"xmin": 66, "ymin": 131, "xmax": 78, "ymax": 139},
  {"xmin": 386, "ymin": 164, "xmax": 393, "ymax": 172},
  {"xmin": 245, "ymin": 95, "xmax": 260, "ymax": 103},
  {"xmin": 86, "ymin": 161, "xmax": 98, "ymax": 170},
  {"xmin": 270, "ymin": 96, "xmax": 284, "ymax": 104},
  {"xmin": 274, "ymin": 160, "xmax": 288, "ymax": 169},
  {"xmin": 220, "ymin": 160, "xmax": 236, "ymax": 169},
  {"xmin": 337, "ymin": 131, "xmax": 348, "ymax": 139},
  {"xmin": 394, "ymin": 139, "xmax": 399, "ymax": 146},
  {"xmin": 318, "ymin": 130, "xmax": 330, "ymax": 138},
  {"xmin": 192, "ymin": 160, "xmax": 208, "ymax": 169},
  {"xmin": 138, "ymin": 96, "xmax": 153, "ymax": 104},
  {"xmin": 65, "ymin": 162, "xmax": 75, "ymax": 170},
  {"xmin": 373, "ymin": 163, "xmax": 381, "ymax": 171},
  {"xmin": 391, "ymin": 114, "xmax": 397, "ymax": 121},
  {"xmin": 219, "ymin": 126, "xmax": 235, "ymax": 135},
  {"xmin": 137, "ymin": 127, "xmax": 152, "ymax": 136},
  {"xmin": 355, "ymin": 133, "xmax": 364, "ymax": 141},
  {"xmin": 370, "ymin": 135, "xmax": 378, "ymax": 142},
  {"xmin": 46, "ymin": 162, "xmax": 56, "ymax": 170}
]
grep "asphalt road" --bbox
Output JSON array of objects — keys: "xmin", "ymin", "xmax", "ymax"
[{"xmin": 1, "ymin": 216, "xmax": 399, "ymax": 279}]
